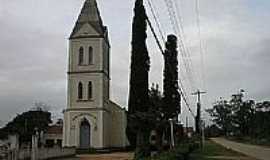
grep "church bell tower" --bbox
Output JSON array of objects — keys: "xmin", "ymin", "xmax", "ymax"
[{"xmin": 63, "ymin": 0, "xmax": 111, "ymax": 149}]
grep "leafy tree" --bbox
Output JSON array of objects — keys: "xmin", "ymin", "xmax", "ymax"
[
  {"xmin": 253, "ymin": 101, "xmax": 270, "ymax": 139},
  {"xmin": 230, "ymin": 93, "xmax": 256, "ymax": 136},
  {"xmin": 0, "ymin": 108, "xmax": 52, "ymax": 144},
  {"xmin": 206, "ymin": 100, "xmax": 234, "ymax": 136},
  {"xmin": 127, "ymin": 0, "xmax": 151, "ymax": 158},
  {"xmin": 204, "ymin": 124, "xmax": 222, "ymax": 138},
  {"xmin": 149, "ymin": 83, "xmax": 163, "ymax": 112},
  {"xmin": 148, "ymin": 84, "xmax": 166, "ymax": 151},
  {"xmin": 208, "ymin": 91, "xmax": 270, "ymax": 141},
  {"xmin": 236, "ymin": 100, "xmax": 255, "ymax": 136}
]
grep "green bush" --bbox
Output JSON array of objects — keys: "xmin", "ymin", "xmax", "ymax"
[{"xmin": 149, "ymin": 142, "xmax": 199, "ymax": 160}]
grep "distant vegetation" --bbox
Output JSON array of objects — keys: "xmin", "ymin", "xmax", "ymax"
[
  {"xmin": 206, "ymin": 90, "xmax": 270, "ymax": 145},
  {"xmin": 0, "ymin": 103, "xmax": 52, "ymax": 145}
]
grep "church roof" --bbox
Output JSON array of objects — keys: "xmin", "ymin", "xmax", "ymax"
[
  {"xmin": 109, "ymin": 100, "xmax": 127, "ymax": 111},
  {"xmin": 70, "ymin": 0, "xmax": 106, "ymax": 39}
]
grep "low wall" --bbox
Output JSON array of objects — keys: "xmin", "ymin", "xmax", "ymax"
[
  {"xmin": 18, "ymin": 148, "xmax": 31, "ymax": 159},
  {"xmin": 18, "ymin": 147, "xmax": 76, "ymax": 160}
]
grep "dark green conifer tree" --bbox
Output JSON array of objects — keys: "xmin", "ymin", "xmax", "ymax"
[
  {"xmin": 127, "ymin": 0, "xmax": 151, "ymax": 158},
  {"xmin": 163, "ymin": 35, "xmax": 181, "ymax": 119}
]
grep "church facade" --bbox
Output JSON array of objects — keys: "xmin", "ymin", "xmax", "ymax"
[{"xmin": 63, "ymin": 0, "xmax": 129, "ymax": 149}]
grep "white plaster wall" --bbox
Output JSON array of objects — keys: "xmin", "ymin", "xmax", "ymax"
[
  {"xmin": 109, "ymin": 102, "xmax": 129, "ymax": 148},
  {"xmin": 68, "ymin": 73, "xmax": 105, "ymax": 109},
  {"xmin": 62, "ymin": 112, "xmax": 68, "ymax": 147},
  {"xmin": 18, "ymin": 147, "xmax": 76, "ymax": 160},
  {"xmin": 69, "ymin": 38, "xmax": 103, "ymax": 72},
  {"xmin": 63, "ymin": 9, "xmax": 128, "ymax": 149},
  {"xmin": 63, "ymin": 110, "xmax": 104, "ymax": 148},
  {"xmin": 102, "ymin": 38, "xmax": 110, "ymax": 76},
  {"xmin": 102, "ymin": 110, "xmax": 111, "ymax": 148}
]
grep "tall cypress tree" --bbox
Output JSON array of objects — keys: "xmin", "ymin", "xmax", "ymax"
[
  {"xmin": 128, "ymin": 0, "xmax": 150, "ymax": 114},
  {"xmin": 127, "ymin": 0, "xmax": 150, "ymax": 158},
  {"xmin": 163, "ymin": 35, "xmax": 181, "ymax": 119}
]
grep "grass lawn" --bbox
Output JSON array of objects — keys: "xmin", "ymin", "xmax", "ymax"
[{"xmin": 190, "ymin": 140, "xmax": 254, "ymax": 160}]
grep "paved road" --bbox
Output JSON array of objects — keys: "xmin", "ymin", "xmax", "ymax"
[{"xmin": 211, "ymin": 138, "xmax": 270, "ymax": 160}]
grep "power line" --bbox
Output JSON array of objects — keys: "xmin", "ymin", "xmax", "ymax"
[
  {"xmin": 195, "ymin": 0, "xmax": 211, "ymax": 120},
  {"xmin": 163, "ymin": 0, "xmax": 197, "ymax": 111},
  {"xmin": 145, "ymin": 14, "xmax": 196, "ymax": 118},
  {"xmin": 146, "ymin": 0, "xmax": 166, "ymax": 43},
  {"xmin": 195, "ymin": 0, "xmax": 206, "ymax": 89},
  {"xmin": 179, "ymin": 82, "xmax": 196, "ymax": 118},
  {"xmin": 164, "ymin": 0, "xmax": 197, "ymax": 92},
  {"xmin": 146, "ymin": 16, "xmax": 164, "ymax": 55},
  {"xmin": 145, "ymin": 0, "xmax": 196, "ymax": 118},
  {"xmin": 174, "ymin": 0, "xmax": 198, "ymax": 90}
]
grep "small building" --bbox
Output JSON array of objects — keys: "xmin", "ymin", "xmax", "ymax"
[{"xmin": 44, "ymin": 124, "xmax": 63, "ymax": 148}]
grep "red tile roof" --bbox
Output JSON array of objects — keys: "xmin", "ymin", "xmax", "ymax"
[{"xmin": 46, "ymin": 125, "xmax": 63, "ymax": 135}]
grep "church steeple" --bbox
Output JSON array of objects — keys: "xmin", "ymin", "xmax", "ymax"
[
  {"xmin": 70, "ymin": 0, "xmax": 106, "ymax": 39},
  {"xmin": 64, "ymin": 0, "xmax": 128, "ymax": 150}
]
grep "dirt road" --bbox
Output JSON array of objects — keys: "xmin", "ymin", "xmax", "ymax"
[
  {"xmin": 212, "ymin": 138, "xmax": 270, "ymax": 160},
  {"xmin": 78, "ymin": 152, "xmax": 133, "ymax": 160},
  {"xmin": 62, "ymin": 152, "xmax": 133, "ymax": 160}
]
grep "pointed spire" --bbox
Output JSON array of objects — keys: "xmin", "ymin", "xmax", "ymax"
[{"xmin": 70, "ymin": 0, "xmax": 106, "ymax": 39}]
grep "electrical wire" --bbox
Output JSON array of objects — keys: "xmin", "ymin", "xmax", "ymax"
[
  {"xmin": 145, "ymin": 14, "xmax": 196, "ymax": 118},
  {"xmin": 145, "ymin": 0, "xmax": 197, "ymax": 118},
  {"xmin": 146, "ymin": 0, "xmax": 166, "ymax": 43}
]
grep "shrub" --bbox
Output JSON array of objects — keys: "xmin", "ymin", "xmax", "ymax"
[{"xmin": 149, "ymin": 142, "xmax": 199, "ymax": 160}]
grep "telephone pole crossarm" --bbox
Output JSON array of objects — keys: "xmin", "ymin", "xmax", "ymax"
[
  {"xmin": 191, "ymin": 90, "xmax": 206, "ymax": 104},
  {"xmin": 192, "ymin": 89, "xmax": 206, "ymax": 149}
]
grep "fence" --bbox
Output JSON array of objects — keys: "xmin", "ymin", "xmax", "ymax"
[{"xmin": 5, "ymin": 147, "xmax": 76, "ymax": 160}]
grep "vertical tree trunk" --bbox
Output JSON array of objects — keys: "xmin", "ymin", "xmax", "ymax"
[{"xmin": 135, "ymin": 129, "xmax": 151, "ymax": 159}]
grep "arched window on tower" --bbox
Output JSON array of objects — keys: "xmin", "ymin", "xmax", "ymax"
[
  {"xmin": 79, "ymin": 47, "xmax": 84, "ymax": 65},
  {"xmin": 89, "ymin": 47, "xmax": 93, "ymax": 64},
  {"xmin": 88, "ymin": 81, "xmax": 93, "ymax": 99},
  {"xmin": 78, "ymin": 82, "xmax": 83, "ymax": 99}
]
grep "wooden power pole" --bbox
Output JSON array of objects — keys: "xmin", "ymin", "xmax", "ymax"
[{"xmin": 192, "ymin": 89, "xmax": 206, "ymax": 148}]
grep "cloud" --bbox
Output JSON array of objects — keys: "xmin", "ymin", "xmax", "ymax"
[{"xmin": 0, "ymin": 0, "xmax": 269, "ymax": 126}]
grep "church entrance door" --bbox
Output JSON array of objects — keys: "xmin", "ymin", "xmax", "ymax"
[{"xmin": 80, "ymin": 119, "xmax": 91, "ymax": 149}]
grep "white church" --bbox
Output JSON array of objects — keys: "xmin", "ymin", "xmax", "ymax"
[{"xmin": 63, "ymin": 0, "xmax": 129, "ymax": 149}]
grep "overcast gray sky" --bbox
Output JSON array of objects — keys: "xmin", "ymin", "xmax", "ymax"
[{"xmin": 0, "ymin": 0, "xmax": 269, "ymax": 126}]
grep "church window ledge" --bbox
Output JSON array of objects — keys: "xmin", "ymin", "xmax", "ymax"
[
  {"xmin": 77, "ymin": 99, "xmax": 94, "ymax": 102},
  {"xmin": 78, "ymin": 64, "xmax": 89, "ymax": 66},
  {"xmin": 78, "ymin": 64, "xmax": 94, "ymax": 66}
]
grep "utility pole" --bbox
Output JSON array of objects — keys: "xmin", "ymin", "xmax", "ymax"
[
  {"xmin": 169, "ymin": 118, "xmax": 175, "ymax": 149},
  {"xmin": 192, "ymin": 89, "xmax": 206, "ymax": 149},
  {"xmin": 186, "ymin": 116, "xmax": 188, "ymax": 128}
]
